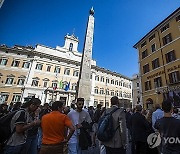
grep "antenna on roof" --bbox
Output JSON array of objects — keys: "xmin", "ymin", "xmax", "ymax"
[{"xmin": 72, "ymin": 28, "xmax": 75, "ymax": 35}]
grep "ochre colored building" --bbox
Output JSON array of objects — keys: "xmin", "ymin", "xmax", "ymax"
[{"xmin": 134, "ymin": 8, "xmax": 180, "ymax": 109}]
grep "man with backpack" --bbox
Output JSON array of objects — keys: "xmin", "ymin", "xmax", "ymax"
[
  {"xmin": 1, "ymin": 97, "xmax": 41, "ymax": 154},
  {"xmin": 98, "ymin": 96, "xmax": 127, "ymax": 154}
]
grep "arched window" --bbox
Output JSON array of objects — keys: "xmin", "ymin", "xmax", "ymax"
[
  {"xmin": 95, "ymin": 76, "xmax": 99, "ymax": 81},
  {"xmin": 94, "ymin": 87, "xmax": 99, "ymax": 94},
  {"xmin": 100, "ymin": 88, "xmax": 104, "ymax": 95},
  {"xmin": 72, "ymin": 83, "xmax": 77, "ymax": 90},
  {"xmin": 64, "ymin": 68, "xmax": 70, "ymax": 75},
  {"xmin": 73, "ymin": 70, "xmax": 79, "ymax": 77},
  {"xmin": 106, "ymin": 89, "xmax": 109, "ymax": 95},
  {"xmin": 69, "ymin": 43, "xmax": 73, "ymax": 51}
]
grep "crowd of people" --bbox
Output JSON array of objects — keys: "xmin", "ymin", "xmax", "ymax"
[{"xmin": 0, "ymin": 96, "xmax": 179, "ymax": 154}]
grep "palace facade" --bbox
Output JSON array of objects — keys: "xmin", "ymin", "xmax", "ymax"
[{"xmin": 0, "ymin": 34, "xmax": 132, "ymax": 107}]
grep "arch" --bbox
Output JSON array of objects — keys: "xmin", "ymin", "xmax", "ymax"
[
  {"xmin": 146, "ymin": 98, "xmax": 154, "ymax": 109},
  {"xmin": 69, "ymin": 43, "xmax": 73, "ymax": 51}
]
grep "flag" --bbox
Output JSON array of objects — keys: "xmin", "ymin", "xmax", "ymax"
[
  {"xmin": 59, "ymin": 80, "xmax": 63, "ymax": 89},
  {"xmin": 64, "ymin": 82, "xmax": 70, "ymax": 91},
  {"xmin": 53, "ymin": 85, "xmax": 57, "ymax": 91}
]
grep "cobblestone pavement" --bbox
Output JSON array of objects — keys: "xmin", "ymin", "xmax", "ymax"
[{"xmin": 81, "ymin": 129, "xmax": 132, "ymax": 154}]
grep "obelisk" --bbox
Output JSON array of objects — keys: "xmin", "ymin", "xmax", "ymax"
[{"xmin": 77, "ymin": 7, "xmax": 95, "ymax": 107}]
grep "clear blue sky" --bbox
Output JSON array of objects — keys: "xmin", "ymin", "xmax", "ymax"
[{"xmin": 0, "ymin": 0, "xmax": 179, "ymax": 78}]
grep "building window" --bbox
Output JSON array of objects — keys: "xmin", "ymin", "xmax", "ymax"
[
  {"xmin": 111, "ymin": 80, "xmax": 114, "ymax": 84},
  {"xmin": 137, "ymin": 82, "xmax": 139, "ymax": 87},
  {"xmin": 176, "ymin": 14, "xmax": 180, "ymax": 22},
  {"xmin": 119, "ymin": 91, "xmax": 122, "ymax": 97},
  {"xmin": 22, "ymin": 61, "xmax": 30, "ymax": 68},
  {"xmin": 43, "ymin": 81, "xmax": 48, "ymax": 87},
  {"xmin": 143, "ymin": 64, "xmax": 150, "ymax": 74},
  {"xmin": 12, "ymin": 94, "xmax": 21, "ymax": 102},
  {"xmin": 17, "ymin": 78, "xmax": 25, "ymax": 85},
  {"xmin": 72, "ymin": 83, "xmax": 77, "ymax": 90},
  {"xmin": 95, "ymin": 76, "xmax": 99, "ymax": 81},
  {"xmin": 100, "ymin": 88, "xmax": 104, "ymax": 95},
  {"xmin": 94, "ymin": 100, "xmax": 98, "ymax": 107},
  {"xmin": 0, "ymin": 58, "xmax": 8, "ymax": 65},
  {"xmin": 94, "ymin": 87, "xmax": 98, "ymax": 94},
  {"xmin": 32, "ymin": 79, "xmax": 39, "ymax": 87},
  {"xmin": 169, "ymin": 71, "xmax": 180, "ymax": 84},
  {"xmin": 101, "ymin": 76, "xmax": 104, "ymax": 82},
  {"xmin": 52, "ymin": 82, "xmax": 57, "ymax": 88},
  {"xmin": 162, "ymin": 33, "xmax": 172, "ymax": 45},
  {"xmin": 106, "ymin": 89, "xmax": 109, "ymax": 95},
  {"xmin": 73, "ymin": 70, "xmax": 79, "ymax": 77},
  {"xmin": 151, "ymin": 44, "xmax": 156, "ymax": 52},
  {"xmin": 165, "ymin": 50, "xmax": 176, "ymax": 63},
  {"xmin": 36, "ymin": 63, "xmax": 43, "ymax": 70},
  {"xmin": 141, "ymin": 41, "xmax": 147, "ymax": 48},
  {"xmin": 111, "ymin": 90, "xmax": 114, "ymax": 96},
  {"xmin": 64, "ymin": 68, "xmax": 70, "ymax": 75},
  {"xmin": 142, "ymin": 49, "xmax": 148, "ymax": 59},
  {"xmin": 11, "ymin": 60, "xmax": 20, "ymax": 67},
  {"xmin": 152, "ymin": 58, "xmax": 160, "ymax": 69},
  {"xmin": 149, "ymin": 34, "xmax": 155, "ymax": 42},
  {"xmin": 46, "ymin": 65, "xmax": 51, "ymax": 72},
  {"xmin": 106, "ymin": 78, "xmax": 109, "ymax": 83},
  {"xmin": 5, "ymin": 77, "xmax": 14, "ymax": 84},
  {"xmin": 129, "ymin": 83, "xmax": 132, "ymax": 89},
  {"xmin": 0, "ymin": 93, "xmax": 9, "ymax": 102},
  {"xmin": 69, "ymin": 43, "xmax": 73, "ymax": 51},
  {"xmin": 115, "ymin": 80, "xmax": 118, "ymax": 85},
  {"xmin": 161, "ymin": 23, "xmax": 169, "ymax": 33},
  {"xmin": 115, "ymin": 91, "xmax": 119, "ymax": 96},
  {"xmin": 145, "ymin": 81, "xmax": 151, "ymax": 91},
  {"xmin": 154, "ymin": 77, "xmax": 162, "ymax": 88},
  {"xmin": 54, "ymin": 66, "xmax": 61, "ymax": 73}
]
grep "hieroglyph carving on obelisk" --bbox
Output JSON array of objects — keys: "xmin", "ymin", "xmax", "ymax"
[{"xmin": 77, "ymin": 8, "xmax": 95, "ymax": 106}]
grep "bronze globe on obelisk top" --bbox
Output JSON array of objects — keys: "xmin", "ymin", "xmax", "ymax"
[{"xmin": 90, "ymin": 7, "xmax": 95, "ymax": 16}]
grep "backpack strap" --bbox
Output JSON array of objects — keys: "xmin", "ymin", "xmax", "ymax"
[{"xmin": 108, "ymin": 107, "xmax": 120, "ymax": 115}]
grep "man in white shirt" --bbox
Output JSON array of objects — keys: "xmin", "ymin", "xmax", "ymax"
[{"xmin": 68, "ymin": 98, "xmax": 92, "ymax": 154}]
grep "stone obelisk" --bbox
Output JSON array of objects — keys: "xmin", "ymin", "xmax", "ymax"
[{"xmin": 77, "ymin": 8, "xmax": 95, "ymax": 107}]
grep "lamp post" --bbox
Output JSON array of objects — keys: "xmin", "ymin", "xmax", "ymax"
[
  {"xmin": 21, "ymin": 59, "xmax": 33, "ymax": 102},
  {"xmin": 104, "ymin": 81, "xmax": 107, "ymax": 108}
]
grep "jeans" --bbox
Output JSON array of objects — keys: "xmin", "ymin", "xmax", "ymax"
[
  {"xmin": 37, "ymin": 128, "xmax": 42, "ymax": 150},
  {"xmin": 21, "ymin": 135, "xmax": 38, "ymax": 154},
  {"xmin": 68, "ymin": 143, "xmax": 82, "ymax": 154},
  {"xmin": 4, "ymin": 144, "xmax": 24, "ymax": 154}
]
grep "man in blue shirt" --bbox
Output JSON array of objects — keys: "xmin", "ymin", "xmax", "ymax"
[{"xmin": 152, "ymin": 104, "xmax": 164, "ymax": 129}]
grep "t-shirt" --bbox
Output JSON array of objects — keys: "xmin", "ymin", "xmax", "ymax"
[
  {"xmin": 7, "ymin": 109, "xmax": 29, "ymax": 146},
  {"xmin": 68, "ymin": 109, "xmax": 92, "ymax": 144},
  {"xmin": 41, "ymin": 111, "xmax": 72, "ymax": 144},
  {"xmin": 154, "ymin": 117, "xmax": 180, "ymax": 152}
]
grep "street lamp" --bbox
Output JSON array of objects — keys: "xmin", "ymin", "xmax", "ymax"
[{"xmin": 21, "ymin": 59, "xmax": 33, "ymax": 102}]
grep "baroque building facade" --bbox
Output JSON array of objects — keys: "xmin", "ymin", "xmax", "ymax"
[
  {"xmin": 0, "ymin": 34, "xmax": 132, "ymax": 107},
  {"xmin": 132, "ymin": 74, "xmax": 142, "ymax": 108},
  {"xmin": 134, "ymin": 8, "xmax": 180, "ymax": 109}
]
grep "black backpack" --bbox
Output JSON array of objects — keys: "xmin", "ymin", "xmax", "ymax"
[
  {"xmin": 0, "ymin": 109, "xmax": 25, "ymax": 147},
  {"xmin": 97, "ymin": 107, "xmax": 119, "ymax": 142}
]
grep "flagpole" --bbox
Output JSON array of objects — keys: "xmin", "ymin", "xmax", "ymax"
[{"xmin": 105, "ymin": 81, "xmax": 107, "ymax": 108}]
